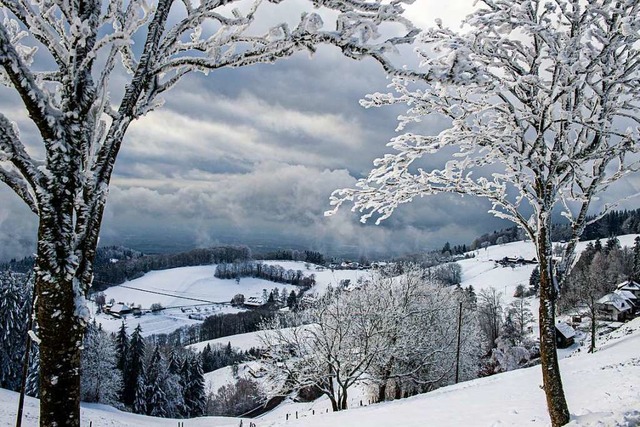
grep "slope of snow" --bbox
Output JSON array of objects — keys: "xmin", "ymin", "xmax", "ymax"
[
  {"xmin": 93, "ymin": 262, "xmax": 364, "ymax": 336},
  {"xmin": 3, "ymin": 318, "xmax": 639, "ymax": 426}
]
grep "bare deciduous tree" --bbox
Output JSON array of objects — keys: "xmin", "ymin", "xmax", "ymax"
[{"xmin": 327, "ymin": 1, "xmax": 640, "ymax": 424}]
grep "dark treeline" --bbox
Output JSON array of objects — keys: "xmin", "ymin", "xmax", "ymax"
[
  {"xmin": 155, "ymin": 310, "xmax": 276, "ymax": 347},
  {"xmin": 469, "ymin": 209, "xmax": 640, "ymax": 252},
  {"xmin": 255, "ymin": 249, "xmax": 325, "ymax": 265},
  {"xmin": 214, "ymin": 261, "xmax": 316, "ymax": 288},
  {"xmin": 199, "ymin": 310, "xmax": 274, "ymax": 343},
  {"xmin": 92, "ymin": 246, "xmax": 253, "ymax": 291}
]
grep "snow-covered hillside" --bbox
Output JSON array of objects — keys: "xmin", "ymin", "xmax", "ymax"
[
  {"xmin": 92, "ymin": 261, "xmax": 368, "ymax": 336},
  {"xmin": 3, "ymin": 317, "xmax": 639, "ymax": 426}
]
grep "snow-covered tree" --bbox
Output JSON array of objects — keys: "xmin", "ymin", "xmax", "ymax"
[
  {"xmin": 137, "ymin": 346, "xmax": 184, "ymax": 418},
  {"xmin": 180, "ymin": 353, "xmax": 206, "ymax": 417},
  {"xmin": 124, "ymin": 324, "xmax": 145, "ymax": 408},
  {"xmin": 327, "ymin": 2, "xmax": 640, "ymax": 424},
  {"xmin": 80, "ymin": 321, "xmax": 123, "ymax": 405},
  {"xmin": 115, "ymin": 322, "xmax": 129, "ymax": 373},
  {"xmin": 0, "ymin": 271, "xmax": 30, "ymax": 391},
  {"xmin": 260, "ymin": 284, "xmax": 389, "ymax": 411},
  {"xmin": 0, "ymin": 271, "xmax": 31, "ymax": 391},
  {"xmin": 0, "ymin": 0, "xmax": 417, "ymax": 424},
  {"xmin": 260, "ymin": 270, "xmax": 481, "ymax": 407},
  {"xmin": 477, "ymin": 288, "xmax": 503, "ymax": 354}
]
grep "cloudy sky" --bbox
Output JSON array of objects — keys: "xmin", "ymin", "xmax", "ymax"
[{"xmin": 0, "ymin": 1, "xmax": 638, "ymax": 262}]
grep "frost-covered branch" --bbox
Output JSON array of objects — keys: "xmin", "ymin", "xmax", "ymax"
[{"xmin": 0, "ymin": 19, "xmax": 62, "ymax": 142}]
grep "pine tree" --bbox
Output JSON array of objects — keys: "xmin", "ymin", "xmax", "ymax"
[
  {"xmin": 529, "ymin": 266, "xmax": 540, "ymax": 295},
  {"xmin": 115, "ymin": 322, "xmax": 129, "ymax": 372},
  {"xmin": 633, "ymin": 237, "xmax": 640, "ymax": 282},
  {"xmin": 181, "ymin": 354, "xmax": 206, "ymax": 417},
  {"xmin": 287, "ymin": 290, "xmax": 298, "ymax": 310},
  {"xmin": 139, "ymin": 346, "xmax": 184, "ymax": 417},
  {"xmin": 0, "ymin": 271, "xmax": 30, "ymax": 391},
  {"xmin": 124, "ymin": 324, "xmax": 145, "ymax": 407}
]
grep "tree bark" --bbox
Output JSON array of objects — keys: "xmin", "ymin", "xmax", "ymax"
[
  {"xmin": 36, "ymin": 236, "xmax": 85, "ymax": 426},
  {"xmin": 537, "ymin": 225, "xmax": 571, "ymax": 427}
]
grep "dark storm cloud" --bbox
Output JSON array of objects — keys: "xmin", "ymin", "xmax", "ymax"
[{"xmin": 1, "ymin": 1, "xmax": 638, "ymax": 263}]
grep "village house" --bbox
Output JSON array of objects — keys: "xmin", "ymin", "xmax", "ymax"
[
  {"xmin": 614, "ymin": 289, "xmax": 638, "ymax": 314},
  {"xmin": 597, "ymin": 293, "xmax": 632, "ymax": 322},
  {"xmin": 108, "ymin": 302, "xmax": 132, "ymax": 318}
]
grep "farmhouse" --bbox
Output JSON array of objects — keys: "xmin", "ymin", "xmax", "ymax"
[
  {"xmin": 108, "ymin": 302, "xmax": 131, "ymax": 318},
  {"xmin": 597, "ymin": 293, "xmax": 632, "ymax": 322},
  {"xmin": 555, "ymin": 322, "xmax": 576, "ymax": 349},
  {"xmin": 244, "ymin": 296, "xmax": 265, "ymax": 308},
  {"xmin": 614, "ymin": 289, "xmax": 638, "ymax": 313}
]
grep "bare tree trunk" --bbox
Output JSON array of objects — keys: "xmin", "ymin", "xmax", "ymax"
[{"xmin": 537, "ymin": 225, "xmax": 570, "ymax": 427}]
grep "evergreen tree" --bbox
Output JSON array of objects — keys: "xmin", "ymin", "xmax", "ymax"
[
  {"xmin": 178, "ymin": 353, "xmax": 206, "ymax": 417},
  {"xmin": 25, "ymin": 342, "xmax": 39, "ymax": 398},
  {"xmin": 138, "ymin": 346, "xmax": 183, "ymax": 417},
  {"xmin": 594, "ymin": 238, "xmax": 603, "ymax": 252},
  {"xmin": 124, "ymin": 324, "xmax": 145, "ymax": 407},
  {"xmin": 287, "ymin": 290, "xmax": 298, "ymax": 310},
  {"xmin": 115, "ymin": 322, "xmax": 129, "ymax": 373},
  {"xmin": 529, "ymin": 266, "xmax": 540, "ymax": 295},
  {"xmin": 186, "ymin": 355, "xmax": 206, "ymax": 417},
  {"xmin": 80, "ymin": 321, "xmax": 123, "ymax": 405},
  {"xmin": 0, "ymin": 271, "xmax": 30, "ymax": 391},
  {"xmin": 633, "ymin": 237, "xmax": 640, "ymax": 282}
]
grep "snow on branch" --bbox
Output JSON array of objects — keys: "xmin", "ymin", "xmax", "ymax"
[
  {"xmin": 327, "ymin": 0, "xmax": 640, "ymax": 243},
  {"xmin": 0, "ymin": 17, "xmax": 62, "ymax": 143}
]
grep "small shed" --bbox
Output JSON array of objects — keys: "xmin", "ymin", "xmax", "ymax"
[
  {"xmin": 597, "ymin": 293, "xmax": 632, "ymax": 321},
  {"xmin": 555, "ymin": 322, "xmax": 576, "ymax": 349}
]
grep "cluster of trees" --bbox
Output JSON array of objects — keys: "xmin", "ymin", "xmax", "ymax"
[
  {"xmin": 470, "ymin": 228, "xmax": 524, "ymax": 252},
  {"xmin": 260, "ymin": 271, "xmax": 482, "ymax": 411},
  {"xmin": 104, "ymin": 323, "xmax": 207, "ymax": 418},
  {"xmin": 215, "ymin": 262, "xmax": 315, "ymax": 288},
  {"xmin": 476, "ymin": 288, "xmax": 537, "ymax": 375},
  {"xmin": 201, "ymin": 342, "xmax": 259, "ymax": 374},
  {"xmin": 198, "ymin": 310, "xmax": 275, "ymax": 344},
  {"xmin": 422, "ymin": 262, "xmax": 462, "ymax": 286},
  {"xmin": 559, "ymin": 237, "xmax": 640, "ymax": 352},
  {"xmin": 554, "ymin": 209, "xmax": 640, "ymax": 242},
  {"xmin": 440, "ymin": 242, "xmax": 470, "ymax": 256},
  {"xmin": 207, "ymin": 377, "xmax": 264, "ymax": 417}
]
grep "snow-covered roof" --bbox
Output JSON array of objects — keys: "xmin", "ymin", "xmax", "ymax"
[
  {"xmin": 109, "ymin": 303, "xmax": 131, "ymax": 313},
  {"xmin": 614, "ymin": 289, "xmax": 637, "ymax": 301},
  {"xmin": 597, "ymin": 293, "xmax": 632, "ymax": 312},
  {"xmin": 555, "ymin": 322, "xmax": 576, "ymax": 339},
  {"xmin": 244, "ymin": 296, "xmax": 264, "ymax": 307},
  {"xmin": 616, "ymin": 280, "xmax": 640, "ymax": 291}
]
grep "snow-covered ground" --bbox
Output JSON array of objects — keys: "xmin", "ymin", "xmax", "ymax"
[
  {"xmin": 3, "ymin": 316, "xmax": 639, "ymax": 426},
  {"xmin": 92, "ymin": 262, "xmax": 367, "ymax": 336}
]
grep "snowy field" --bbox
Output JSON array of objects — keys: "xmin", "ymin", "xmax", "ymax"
[
  {"xmin": 92, "ymin": 262, "xmax": 367, "ymax": 336},
  {"xmin": 3, "ymin": 317, "xmax": 639, "ymax": 426}
]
